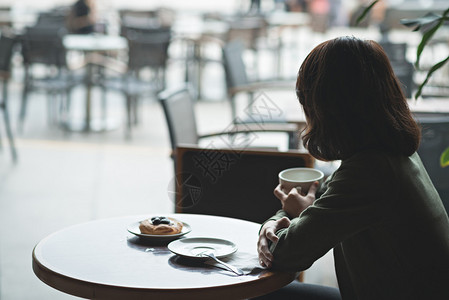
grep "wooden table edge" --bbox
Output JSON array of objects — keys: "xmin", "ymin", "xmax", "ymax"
[{"xmin": 33, "ymin": 245, "xmax": 298, "ymax": 300}]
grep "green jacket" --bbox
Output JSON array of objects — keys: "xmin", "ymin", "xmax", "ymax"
[{"xmin": 267, "ymin": 151, "xmax": 449, "ymax": 299}]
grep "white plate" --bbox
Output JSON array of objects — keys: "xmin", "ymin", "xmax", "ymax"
[
  {"xmin": 127, "ymin": 220, "xmax": 191, "ymax": 242},
  {"xmin": 167, "ymin": 237, "xmax": 237, "ymax": 259}
]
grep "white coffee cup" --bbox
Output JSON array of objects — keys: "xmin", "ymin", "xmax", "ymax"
[{"xmin": 278, "ymin": 168, "xmax": 324, "ymax": 194}]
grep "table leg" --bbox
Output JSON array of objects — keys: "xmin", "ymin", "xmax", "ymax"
[
  {"xmin": 194, "ymin": 41, "xmax": 203, "ymax": 100},
  {"xmin": 62, "ymin": 62, "xmax": 118, "ymax": 133},
  {"xmin": 85, "ymin": 62, "xmax": 93, "ymax": 131}
]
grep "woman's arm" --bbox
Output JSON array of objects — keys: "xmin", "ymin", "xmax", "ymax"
[
  {"xmin": 258, "ymin": 181, "xmax": 319, "ymax": 267},
  {"xmin": 258, "ymin": 217, "xmax": 290, "ymax": 268},
  {"xmin": 267, "ymin": 152, "xmax": 394, "ymax": 271}
]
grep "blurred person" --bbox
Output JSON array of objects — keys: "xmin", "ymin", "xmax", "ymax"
[
  {"xmin": 255, "ymin": 36, "xmax": 449, "ymax": 299},
  {"xmin": 285, "ymin": 0, "xmax": 309, "ymax": 12},
  {"xmin": 66, "ymin": 0, "xmax": 97, "ymax": 34},
  {"xmin": 308, "ymin": 0, "xmax": 330, "ymax": 32}
]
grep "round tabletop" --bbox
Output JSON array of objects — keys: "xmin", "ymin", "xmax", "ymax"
[
  {"xmin": 33, "ymin": 214, "xmax": 297, "ymax": 300},
  {"xmin": 63, "ymin": 34, "xmax": 128, "ymax": 52}
]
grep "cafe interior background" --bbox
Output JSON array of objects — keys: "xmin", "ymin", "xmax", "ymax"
[{"xmin": 0, "ymin": 0, "xmax": 448, "ymax": 298}]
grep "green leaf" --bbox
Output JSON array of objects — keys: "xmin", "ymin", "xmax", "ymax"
[
  {"xmin": 415, "ymin": 55, "xmax": 449, "ymax": 99},
  {"xmin": 416, "ymin": 23, "xmax": 442, "ymax": 67},
  {"xmin": 355, "ymin": 0, "xmax": 379, "ymax": 25},
  {"xmin": 441, "ymin": 147, "xmax": 449, "ymax": 168},
  {"xmin": 415, "ymin": 8, "xmax": 449, "ymax": 68},
  {"xmin": 400, "ymin": 13, "xmax": 440, "ymax": 32}
]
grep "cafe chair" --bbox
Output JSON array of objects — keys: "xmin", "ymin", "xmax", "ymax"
[
  {"xmin": 36, "ymin": 8, "xmax": 69, "ymax": 28},
  {"xmin": 173, "ymin": 145, "xmax": 314, "ymax": 223},
  {"xmin": 174, "ymin": 144, "xmax": 313, "ymax": 283},
  {"xmin": 0, "ymin": 31, "xmax": 18, "ymax": 162},
  {"xmin": 415, "ymin": 114, "xmax": 449, "ymax": 214},
  {"xmin": 158, "ymin": 85, "xmax": 299, "ymax": 163},
  {"xmin": 19, "ymin": 24, "xmax": 81, "ymax": 131},
  {"xmin": 224, "ymin": 14, "xmax": 268, "ymax": 57},
  {"xmin": 203, "ymin": 13, "xmax": 271, "ymax": 69},
  {"xmin": 102, "ymin": 28, "xmax": 172, "ymax": 137},
  {"xmin": 121, "ymin": 27, "xmax": 171, "ymax": 92},
  {"xmin": 222, "ymin": 40, "xmax": 295, "ymax": 123}
]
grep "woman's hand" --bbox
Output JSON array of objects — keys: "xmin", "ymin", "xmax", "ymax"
[
  {"xmin": 258, "ymin": 217, "xmax": 291, "ymax": 268},
  {"xmin": 274, "ymin": 181, "xmax": 319, "ymax": 218}
]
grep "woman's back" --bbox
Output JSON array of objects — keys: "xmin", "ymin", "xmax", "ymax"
[{"xmin": 331, "ymin": 151, "xmax": 449, "ymax": 299}]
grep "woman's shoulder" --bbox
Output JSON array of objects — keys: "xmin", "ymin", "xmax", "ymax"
[
  {"xmin": 322, "ymin": 151, "xmax": 407, "ymax": 205},
  {"xmin": 343, "ymin": 150, "xmax": 396, "ymax": 167},
  {"xmin": 338, "ymin": 150, "xmax": 410, "ymax": 181},
  {"xmin": 345, "ymin": 149, "xmax": 414, "ymax": 165}
]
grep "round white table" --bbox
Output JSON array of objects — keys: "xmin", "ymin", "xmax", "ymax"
[{"xmin": 33, "ymin": 214, "xmax": 298, "ymax": 300}]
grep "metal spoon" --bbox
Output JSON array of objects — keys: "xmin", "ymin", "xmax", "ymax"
[{"xmin": 200, "ymin": 251, "xmax": 244, "ymax": 276}]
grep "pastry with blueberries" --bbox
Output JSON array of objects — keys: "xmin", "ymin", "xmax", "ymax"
[{"xmin": 139, "ymin": 216, "xmax": 183, "ymax": 235}]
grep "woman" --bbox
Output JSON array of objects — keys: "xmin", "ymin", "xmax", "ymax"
[
  {"xmin": 257, "ymin": 36, "xmax": 449, "ymax": 299},
  {"xmin": 66, "ymin": 0, "xmax": 97, "ymax": 34}
]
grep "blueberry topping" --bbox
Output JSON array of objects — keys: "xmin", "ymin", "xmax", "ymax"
[{"xmin": 150, "ymin": 216, "xmax": 172, "ymax": 225}]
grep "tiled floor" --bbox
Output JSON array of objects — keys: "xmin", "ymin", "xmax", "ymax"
[{"xmin": 0, "ymin": 21, "xmax": 391, "ymax": 300}]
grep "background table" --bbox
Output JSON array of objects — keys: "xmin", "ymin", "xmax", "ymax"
[
  {"xmin": 63, "ymin": 35, "xmax": 128, "ymax": 53},
  {"xmin": 63, "ymin": 34, "xmax": 128, "ymax": 132},
  {"xmin": 33, "ymin": 214, "xmax": 297, "ymax": 300}
]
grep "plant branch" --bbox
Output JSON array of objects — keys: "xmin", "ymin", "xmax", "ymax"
[
  {"xmin": 415, "ymin": 8, "xmax": 449, "ymax": 68},
  {"xmin": 414, "ymin": 55, "xmax": 449, "ymax": 99},
  {"xmin": 355, "ymin": 0, "xmax": 379, "ymax": 26}
]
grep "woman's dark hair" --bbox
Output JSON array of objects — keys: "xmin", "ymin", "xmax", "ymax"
[{"xmin": 296, "ymin": 36, "xmax": 421, "ymax": 161}]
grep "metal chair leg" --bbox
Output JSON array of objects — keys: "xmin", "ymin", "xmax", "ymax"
[
  {"xmin": 2, "ymin": 79, "xmax": 17, "ymax": 162},
  {"xmin": 19, "ymin": 86, "xmax": 29, "ymax": 132},
  {"xmin": 3, "ymin": 103, "xmax": 18, "ymax": 162},
  {"xmin": 125, "ymin": 95, "xmax": 132, "ymax": 138},
  {"xmin": 132, "ymin": 95, "xmax": 139, "ymax": 125}
]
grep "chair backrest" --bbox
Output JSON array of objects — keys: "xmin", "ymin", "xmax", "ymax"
[
  {"xmin": 158, "ymin": 86, "xmax": 200, "ymax": 153},
  {"xmin": 36, "ymin": 9, "xmax": 68, "ymax": 27},
  {"xmin": 415, "ymin": 115, "xmax": 449, "ymax": 213},
  {"xmin": 0, "ymin": 34, "xmax": 15, "ymax": 74},
  {"xmin": 380, "ymin": 42, "xmax": 407, "ymax": 63},
  {"xmin": 120, "ymin": 23, "xmax": 169, "ymax": 38},
  {"xmin": 127, "ymin": 29, "xmax": 171, "ymax": 71},
  {"xmin": 222, "ymin": 40, "xmax": 250, "ymax": 91},
  {"xmin": 225, "ymin": 16, "xmax": 266, "ymax": 51},
  {"xmin": 174, "ymin": 145, "xmax": 314, "ymax": 223},
  {"xmin": 21, "ymin": 25, "xmax": 67, "ymax": 67}
]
